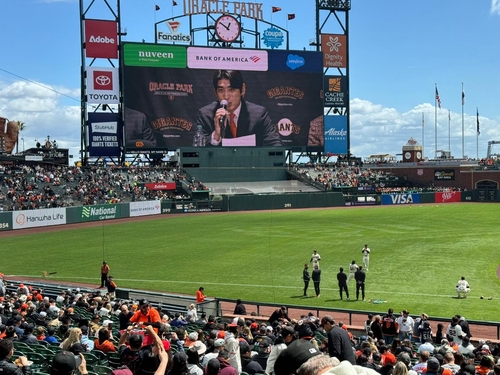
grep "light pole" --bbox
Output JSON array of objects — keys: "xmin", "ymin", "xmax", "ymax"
[{"xmin": 21, "ymin": 138, "xmax": 24, "ymax": 152}]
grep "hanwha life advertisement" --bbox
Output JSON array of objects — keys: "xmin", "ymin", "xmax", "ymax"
[
  {"xmin": 12, "ymin": 208, "xmax": 66, "ymax": 230},
  {"xmin": 121, "ymin": 43, "xmax": 324, "ymax": 151}
]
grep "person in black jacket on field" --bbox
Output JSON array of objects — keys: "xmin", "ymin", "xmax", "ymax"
[
  {"xmin": 234, "ymin": 299, "xmax": 247, "ymax": 315},
  {"xmin": 303, "ymin": 264, "xmax": 310, "ymax": 297}
]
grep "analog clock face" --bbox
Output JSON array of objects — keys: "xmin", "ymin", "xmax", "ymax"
[
  {"xmin": 417, "ymin": 151, "xmax": 422, "ymax": 159},
  {"xmin": 215, "ymin": 15, "xmax": 241, "ymax": 42},
  {"xmin": 404, "ymin": 152, "xmax": 411, "ymax": 159}
]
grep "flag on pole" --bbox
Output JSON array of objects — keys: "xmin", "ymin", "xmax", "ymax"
[
  {"xmin": 272, "ymin": 6, "xmax": 282, "ymax": 12},
  {"xmin": 155, "ymin": 4, "xmax": 160, "ymax": 10},
  {"xmin": 448, "ymin": 109, "xmax": 451, "ymax": 121},
  {"xmin": 435, "ymin": 86, "xmax": 441, "ymax": 109},
  {"xmin": 288, "ymin": 14, "xmax": 296, "ymax": 20},
  {"xmin": 462, "ymin": 89, "xmax": 465, "ymax": 105},
  {"xmin": 173, "ymin": 0, "xmax": 178, "ymax": 5},
  {"xmin": 477, "ymin": 108, "xmax": 480, "ymax": 135}
]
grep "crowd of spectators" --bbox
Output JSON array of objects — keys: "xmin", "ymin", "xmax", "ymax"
[
  {"xmin": 0, "ymin": 164, "xmax": 191, "ymax": 212},
  {"xmin": 0, "ymin": 278, "xmax": 498, "ymax": 375}
]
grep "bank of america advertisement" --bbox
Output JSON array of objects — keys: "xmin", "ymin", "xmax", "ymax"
[
  {"xmin": 324, "ymin": 116, "xmax": 347, "ymax": 155},
  {"xmin": 122, "ymin": 43, "xmax": 324, "ymax": 151}
]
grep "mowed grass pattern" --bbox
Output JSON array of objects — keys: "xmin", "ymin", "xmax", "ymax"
[{"xmin": 1, "ymin": 203, "xmax": 498, "ymax": 321}]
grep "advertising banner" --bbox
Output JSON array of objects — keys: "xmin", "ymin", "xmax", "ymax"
[
  {"xmin": 12, "ymin": 208, "xmax": 66, "ymax": 230},
  {"xmin": 122, "ymin": 43, "xmax": 324, "ymax": 151},
  {"xmin": 435, "ymin": 191, "xmax": 461, "ymax": 203},
  {"xmin": 381, "ymin": 193, "xmax": 421, "ymax": 205},
  {"xmin": 84, "ymin": 19, "xmax": 118, "ymax": 59},
  {"xmin": 145, "ymin": 182, "xmax": 176, "ymax": 190},
  {"xmin": 130, "ymin": 200, "xmax": 161, "ymax": 217},
  {"xmin": 321, "ymin": 34, "xmax": 347, "ymax": 68},
  {"xmin": 78, "ymin": 204, "xmax": 124, "ymax": 222},
  {"xmin": 87, "ymin": 113, "xmax": 121, "ymax": 157},
  {"xmin": 324, "ymin": 75, "xmax": 348, "ymax": 107},
  {"xmin": 0, "ymin": 212, "xmax": 12, "ymax": 231},
  {"xmin": 434, "ymin": 169, "xmax": 455, "ymax": 181},
  {"xmin": 86, "ymin": 67, "xmax": 119, "ymax": 104},
  {"xmin": 324, "ymin": 116, "xmax": 347, "ymax": 154}
]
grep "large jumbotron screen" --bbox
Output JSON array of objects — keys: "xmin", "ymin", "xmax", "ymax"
[{"xmin": 122, "ymin": 43, "xmax": 324, "ymax": 151}]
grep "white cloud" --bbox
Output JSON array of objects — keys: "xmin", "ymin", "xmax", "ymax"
[{"xmin": 491, "ymin": 0, "xmax": 500, "ymax": 15}]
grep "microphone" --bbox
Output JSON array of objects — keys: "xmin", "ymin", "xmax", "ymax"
[{"xmin": 219, "ymin": 99, "xmax": 227, "ymax": 134}]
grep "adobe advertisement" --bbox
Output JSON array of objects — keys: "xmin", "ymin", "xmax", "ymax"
[
  {"xmin": 122, "ymin": 43, "xmax": 324, "ymax": 151},
  {"xmin": 84, "ymin": 19, "xmax": 118, "ymax": 59}
]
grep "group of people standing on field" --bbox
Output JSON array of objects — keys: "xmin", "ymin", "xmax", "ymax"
[{"xmin": 302, "ymin": 245, "xmax": 371, "ymax": 301}]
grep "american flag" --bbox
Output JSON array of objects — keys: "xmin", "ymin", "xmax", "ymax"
[{"xmin": 435, "ymin": 87, "xmax": 441, "ymax": 109}]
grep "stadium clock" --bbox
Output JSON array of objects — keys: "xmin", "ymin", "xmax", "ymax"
[
  {"xmin": 215, "ymin": 15, "xmax": 241, "ymax": 42},
  {"xmin": 416, "ymin": 151, "xmax": 422, "ymax": 159}
]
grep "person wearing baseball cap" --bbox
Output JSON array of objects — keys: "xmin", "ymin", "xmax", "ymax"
[
  {"xmin": 50, "ymin": 351, "xmax": 87, "ymax": 375},
  {"xmin": 129, "ymin": 299, "xmax": 161, "ymax": 344},
  {"xmin": 202, "ymin": 338, "xmax": 225, "ymax": 367}
]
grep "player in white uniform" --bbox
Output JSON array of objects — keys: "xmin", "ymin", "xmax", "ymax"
[
  {"xmin": 361, "ymin": 244, "xmax": 371, "ymax": 271},
  {"xmin": 347, "ymin": 260, "xmax": 358, "ymax": 284},
  {"xmin": 456, "ymin": 276, "xmax": 470, "ymax": 298},
  {"xmin": 310, "ymin": 250, "xmax": 321, "ymax": 269}
]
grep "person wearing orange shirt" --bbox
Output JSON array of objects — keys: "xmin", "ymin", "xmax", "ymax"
[
  {"xmin": 196, "ymin": 287, "xmax": 205, "ymax": 304},
  {"xmin": 100, "ymin": 261, "xmax": 110, "ymax": 288},
  {"xmin": 129, "ymin": 299, "xmax": 162, "ymax": 345},
  {"xmin": 94, "ymin": 327, "xmax": 116, "ymax": 353}
]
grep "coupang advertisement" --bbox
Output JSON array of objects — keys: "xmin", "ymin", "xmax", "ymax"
[{"xmin": 122, "ymin": 43, "xmax": 324, "ymax": 151}]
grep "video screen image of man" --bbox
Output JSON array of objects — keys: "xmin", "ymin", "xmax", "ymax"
[
  {"xmin": 125, "ymin": 107, "xmax": 157, "ymax": 148},
  {"xmin": 196, "ymin": 70, "xmax": 283, "ymax": 147}
]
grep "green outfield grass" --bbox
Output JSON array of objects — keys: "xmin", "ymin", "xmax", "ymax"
[{"xmin": 1, "ymin": 203, "xmax": 498, "ymax": 321}]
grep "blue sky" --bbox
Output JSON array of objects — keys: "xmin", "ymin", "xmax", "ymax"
[{"xmin": 1, "ymin": 0, "xmax": 500, "ymax": 161}]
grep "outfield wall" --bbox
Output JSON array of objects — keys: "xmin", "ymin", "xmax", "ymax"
[{"xmin": 0, "ymin": 190, "xmax": 496, "ymax": 231}]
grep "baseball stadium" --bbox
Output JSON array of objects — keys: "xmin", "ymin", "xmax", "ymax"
[{"xmin": 0, "ymin": 0, "xmax": 500, "ymax": 374}]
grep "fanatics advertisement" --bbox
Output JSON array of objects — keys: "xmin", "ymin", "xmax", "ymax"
[
  {"xmin": 87, "ymin": 112, "xmax": 121, "ymax": 157},
  {"xmin": 84, "ymin": 19, "xmax": 119, "ymax": 59},
  {"xmin": 122, "ymin": 43, "xmax": 324, "ymax": 151}
]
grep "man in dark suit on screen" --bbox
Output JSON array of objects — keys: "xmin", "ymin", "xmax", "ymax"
[
  {"xmin": 124, "ymin": 107, "xmax": 157, "ymax": 148},
  {"xmin": 197, "ymin": 70, "xmax": 282, "ymax": 147}
]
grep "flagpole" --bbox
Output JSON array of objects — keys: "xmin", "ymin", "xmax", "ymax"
[
  {"xmin": 448, "ymin": 109, "xmax": 451, "ymax": 154},
  {"xmin": 461, "ymin": 82, "xmax": 465, "ymax": 159},
  {"xmin": 434, "ymin": 83, "xmax": 438, "ymax": 159},
  {"xmin": 422, "ymin": 112, "xmax": 425, "ymax": 158},
  {"xmin": 477, "ymin": 107, "xmax": 479, "ymax": 159}
]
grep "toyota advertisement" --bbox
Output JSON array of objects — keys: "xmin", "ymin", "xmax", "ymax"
[{"xmin": 121, "ymin": 43, "xmax": 324, "ymax": 151}]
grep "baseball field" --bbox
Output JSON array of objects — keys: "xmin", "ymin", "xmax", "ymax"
[{"xmin": 0, "ymin": 203, "xmax": 498, "ymax": 321}]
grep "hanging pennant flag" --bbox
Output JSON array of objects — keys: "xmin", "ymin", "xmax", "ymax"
[
  {"xmin": 272, "ymin": 6, "xmax": 282, "ymax": 12},
  {"xmin": 288, "ymin": 14, "xmax": 296, "ymax": 20},
  {"xmin": 155, "ymin": 4, "xmax": 160, "ymax": 10}
]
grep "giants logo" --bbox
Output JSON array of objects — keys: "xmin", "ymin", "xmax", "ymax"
[{"xmin": 85, "ymin": 19, "xmax": 118, "ymax": 59}]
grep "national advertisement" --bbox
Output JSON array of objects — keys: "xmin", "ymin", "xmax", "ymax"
[
  {"xmin": 12, "ymin": 208, "xmax": 66, "ymax": 230},
  {"xmin": 79, "ymin": 204, "xmax": 123, "ymax": 222},
  {"xmin": 122, "ymin": 43, "xmax": 324, "ymax": 151},
  {"xmin": 130, "ymin": 200, "xmax": 161, "ymax": 217},
  {"xmin": 381, "ymin": 193, "xmax": 421, "ymax": 205}
]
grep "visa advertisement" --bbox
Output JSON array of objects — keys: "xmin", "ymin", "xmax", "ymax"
[
  {"xmin": 381, "ymin": 193, "xmax": 421, "ymax": 205},
  {"xmin": 122, "ymin": 43, "xmax": 324, "ymax": 151}
]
